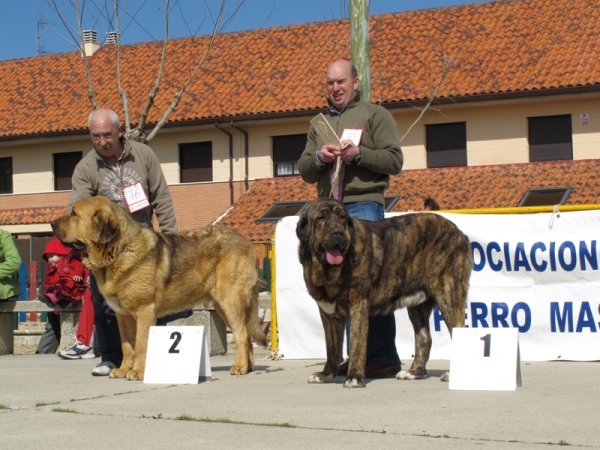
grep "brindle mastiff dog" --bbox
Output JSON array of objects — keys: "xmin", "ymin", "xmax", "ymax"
[
  {"xmin": 296, "ymin": 198, "xmax": 473, "ymax": 388},
  {"xmin": 52, "ymin": 196, "xmax": 267, "ymax": 381}
]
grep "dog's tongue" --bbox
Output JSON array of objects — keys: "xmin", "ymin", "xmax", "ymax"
[{"xmin": 326, "ymin": 249, "xmax": 343, "ymax": 265}]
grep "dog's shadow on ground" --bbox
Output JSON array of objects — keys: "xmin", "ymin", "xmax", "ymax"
[
  {"xmin": 422, "ymin": 368, "xmax": 449, "ymax": 380},
  {"xmin": 209, "ymin": 364, "xmax": 271, "ymax": 374},
  {"xmin": 330, "ymin": 368, "xmax": 449, "ymax": 384}
]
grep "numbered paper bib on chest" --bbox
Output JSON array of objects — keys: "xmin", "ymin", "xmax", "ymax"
[
  {"xmin": 340, "ymin": 128, "xmax": 363, "ymax": 146},
  {"xmin": 122, "ymin": 181, "xmax": 150, "ymax": 213}
]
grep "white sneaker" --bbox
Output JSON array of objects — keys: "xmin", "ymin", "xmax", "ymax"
[
  {"xmin": 91, "ymin": 361, "xmax": 117, "ymax": 376},
  {"xmin": 58, "ymin": 341, "xmax": 96, "ymax": 360}
]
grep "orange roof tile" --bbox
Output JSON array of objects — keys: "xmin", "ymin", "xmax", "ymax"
[
  {"xmin": 0, "ymin": 0, "xmax": 599, "ymax": 139},
  {"xmin": 217, "ymin": 159, "xmax": 600, "ymax": 241},
  {"xmin": 0, "ymin": 207, "xmax": 65, "ymax": 226},
  {"xmin": 3, "ymin": 160, "xmax": 599, "ymax": 239}
]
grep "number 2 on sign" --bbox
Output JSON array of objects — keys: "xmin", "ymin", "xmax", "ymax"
[
  {"xmin": 169, "ymin": 331, "xmax": 182, "ymax": 354},
  {"xmin": 480, "ymin": 333, "xmax": 491, "ymax": 357}
]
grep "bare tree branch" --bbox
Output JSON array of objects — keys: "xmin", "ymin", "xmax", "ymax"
[
  {"xmin": 215, "ymin": 1, "xmax": 245, "ymax": 33},
  {"xmin": 397, "ymin": 9, "xmax": 469, "ymax": 143},
  {"xmin": 128, "ymin": 0, "xmax": 172, "ymax": 142},
  {"xmin": 39, "ymin": 0, "xmax": 248, "ymax": 143},
  {"xmin": 115, "ymin": 0, "xmax": 156, "ymax": 42},
  {"xmin": 40, "ymin": 0, "xmax": 113, "ymax": 110},
  {"xmin": 74, "ymin": 0, "xmax": 100, "ymax": 110},
  {"xmin": 145, "ymin": 0, "xmax": 230, "ymax": 142},
  {"xmin": 38, "ymin": 0, "xmax": 82, "ymax": 48},
  {"xmin": 112, "ymin": 0, "xmax": 131, "ymax": 132},
  {"xmin": 173, "ymin": 1, "xmax": 207, "ymax": 37},
  {"xmin": 400, "ymin": 55, "xmax": 455, "ymax": 143}
]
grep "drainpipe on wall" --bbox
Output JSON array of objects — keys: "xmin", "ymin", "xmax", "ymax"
[
  {"xmin": 230, "ymin": 121, "xmax": 249, "ymax": 191},
  {"xmin": 215, "ymin": 123, "xmax": 234, "ymax": 205}
]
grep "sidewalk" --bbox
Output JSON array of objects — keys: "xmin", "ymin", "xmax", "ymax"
[{"xmin": 0, "ymin": 352, "xmax": 598, "ymax": 449}]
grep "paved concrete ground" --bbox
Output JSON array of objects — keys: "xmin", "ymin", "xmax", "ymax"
[{"xmin": 0, "ymin": 352, "xmax": 598, "ymax": 450}]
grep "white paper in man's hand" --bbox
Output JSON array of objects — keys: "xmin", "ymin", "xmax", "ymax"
[{"xmin": 310, "ymin": 113, "xmax": 344, "ymax": 148}]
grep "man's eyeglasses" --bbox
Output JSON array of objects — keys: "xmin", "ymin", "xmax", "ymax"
[{"xmin": 91, "ymin": 132, "xmax": 115, "ymax": 142}]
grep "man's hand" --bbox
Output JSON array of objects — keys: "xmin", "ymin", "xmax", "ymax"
[
  {"xmin": 317, "ymin": 141, "xmax": 360, "ymax": 164},
  {"xmin": 339, "ymin": 140, "xmax": 360, "ymax": 164},
  {"xmin": 316, "ymin": 144, "xmax": 340, "ymax": 163}
]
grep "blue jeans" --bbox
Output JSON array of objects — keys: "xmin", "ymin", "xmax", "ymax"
[{"xmin": 345, "ymin": 201, "xmax": 401, "ymax": 367}]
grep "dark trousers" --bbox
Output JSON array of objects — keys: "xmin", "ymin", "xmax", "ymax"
[
  {"xmin": 36, "ymin": 312, "xmax": 60, "ymax": 354},
  {"xmin": 345, "ymin": 201, "xmax": 401, "ymax": 367},
  {"xmin": 90, "ymin": 274, "xmax": 122, "ymax": 366}
]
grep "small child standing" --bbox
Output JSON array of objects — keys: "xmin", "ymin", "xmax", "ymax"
[
  {"xmin": 36, "ymin": 238, "xmax": 95, "ymax": 358},
  {"xmin": 58, "ymin": 288, "xmax": 96, "ymax": 359}
]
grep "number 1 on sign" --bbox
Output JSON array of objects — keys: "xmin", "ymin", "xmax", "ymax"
[
  {"xmin": 480, "ymin": 333, "xmax": 491, "ymax": 357},
  {"xmin": 449, "ymin": 328, "xmax": 522, "ymax": 391}
]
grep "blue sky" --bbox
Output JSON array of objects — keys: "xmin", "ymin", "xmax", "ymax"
[{"xmin": 0, "ymin": 0, "xmax": 486, "ymax": 61}]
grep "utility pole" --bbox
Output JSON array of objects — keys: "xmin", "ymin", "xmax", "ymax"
[{"xmin": 350, "ymin": 0, "xmax": 370, "ymax": 102}]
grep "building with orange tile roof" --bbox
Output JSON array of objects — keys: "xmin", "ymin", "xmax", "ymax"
[{"xmin": 0, "ymin": 0, "xmax": 598, "ymax": 255}]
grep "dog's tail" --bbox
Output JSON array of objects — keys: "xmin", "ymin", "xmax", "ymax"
[{"xmin": 249, "ymin": 312, "xmax": 268, "ymax": 347}]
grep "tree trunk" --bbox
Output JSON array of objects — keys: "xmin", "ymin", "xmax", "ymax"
[{"xmin": 350, "ymin": 0, "xmax": 371, "ymax": 102}]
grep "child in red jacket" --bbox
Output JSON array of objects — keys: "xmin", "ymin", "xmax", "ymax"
[
  {"xmin": 36, "ymin": 238, "xmax": 96, "ymax": 358},
  {"xmin": 41, "ymin": 238, "xmax": 87, "ymax": 307}
]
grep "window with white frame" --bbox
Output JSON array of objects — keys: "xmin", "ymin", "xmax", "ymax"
[{"xmin": 273, "ymin": 134, "xmax": 307, "ymax": 176}]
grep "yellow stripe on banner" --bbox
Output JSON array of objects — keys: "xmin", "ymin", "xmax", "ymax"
[
  {"xmin": 269, "ymin": 232, "xmax": 278, "ymax": 352},
  {"xmin": 435, "ymin": 204, "xmax": 600, "ymax": 215}
]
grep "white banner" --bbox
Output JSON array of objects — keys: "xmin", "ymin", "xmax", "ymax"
[{"xmin": 275, "ymin": 210, "xmax": 600, "ymax": 361}]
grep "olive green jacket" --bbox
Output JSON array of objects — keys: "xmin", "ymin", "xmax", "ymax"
[
  {"xmin": 0, "ymin": 229, "xmax": 22, "ymax": 300},
  {"xmin": 298, "ymin": 92, "xmax": 404, "ymax": 206}
]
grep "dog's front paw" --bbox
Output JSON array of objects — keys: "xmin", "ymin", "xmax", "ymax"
[
  {"xmin": 343, "ymin": 375, "xmax": 366, "ymax": 388},
  {"xmin": 396, "ymin": 369, "xmax": 428, "ymax": 380},
  {"xmin": 230, "ymin": 364, "xmax": 250, "ymax": 375},
  {"xmin": 108, "ymin": 368, "xmax": 128, "ymax": 379},
  {"xmin": 125, "ymin": 370, "xmax": 144, "ymax": 381},
  {"xmin": 308, "ymin": 372, "xmax": 335, "ymax": 383},
  {"xmin": 440, "ymin": 371, "xmax": 450, "ymax": 382}
]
